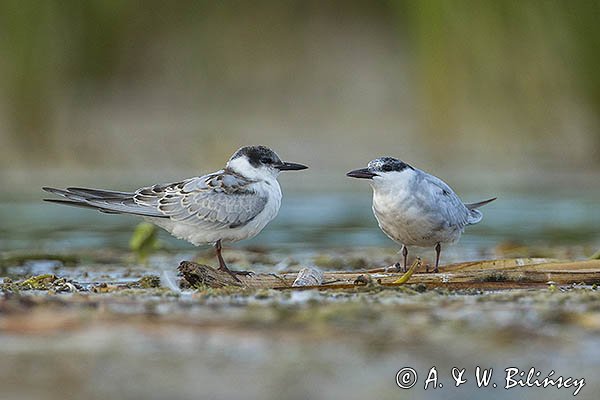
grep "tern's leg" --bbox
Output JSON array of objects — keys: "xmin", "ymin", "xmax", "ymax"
[
  {"xmin": 215, "ymin": 240, "xmax": 241, "ymax": 282},
  {"xmin": 401, "ymin": 245, "xmax": 408, "ymax": 272},
  {"xmin": 214, "ymin": 240, "xmax": 253, "ymax": 281},
  {"xmin": 434, "ymin": 243, "xmax": 441, "ymax": 273}
]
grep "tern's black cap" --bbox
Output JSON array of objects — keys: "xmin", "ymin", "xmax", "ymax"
[
  {"xmin": 230, "ymin": 145, "xmax": 282, "ymax": 167},
  {"xmin": 367, "ymin": 157, "xmax": 414, "ymax": 173},
  {"xmin": 230, "ymin": 145, "xmax": 308, "ymax": 170}
]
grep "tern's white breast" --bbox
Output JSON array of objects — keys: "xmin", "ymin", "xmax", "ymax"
[
  {"xmin": 371, "ymin": 172, "xmax": 463, "ymax": 247},
  {"xmin": 229, "ymin": 178, "xmax": 282, "ymax": 242}
]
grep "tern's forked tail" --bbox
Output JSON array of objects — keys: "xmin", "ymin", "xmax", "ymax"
[
  {"xmin": 464, "ymin": 197, "xmax": 497, "ymax": 210},
  {"xmin": 465, "ymin": 197, "xmax": 496, "ymax": 225}
]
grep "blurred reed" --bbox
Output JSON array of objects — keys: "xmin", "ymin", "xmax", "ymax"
[{"xmin": 0, "ymin": 0, "xmax": 598, "ymax": 183}]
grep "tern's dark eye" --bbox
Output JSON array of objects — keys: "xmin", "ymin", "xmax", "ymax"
[
  {"xmin": 381, "ymin": 164, "xmax": 393, "ymax": 172},
  {"xmin": 260, "ymin": 157, "xmax": 273, "ymax": 164}
]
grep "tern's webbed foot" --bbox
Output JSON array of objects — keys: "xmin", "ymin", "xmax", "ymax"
[
  {"xmin": 217, "ymin": 266, "xmax": 241, "ymax": 283},
  {"xmin": 384, "ymin": 263, "xmax": 403, "ymax": 273},
  {"xmin": 231, "ymin": 270, "xmax": 255, "ymax": 277},
  {"xmin": 391, "ymin": 262, "xmax": 408, "ymax": 273},
  {"xmin": 217, "ymin": 266, "xmax": 254, "ymax": 282}
]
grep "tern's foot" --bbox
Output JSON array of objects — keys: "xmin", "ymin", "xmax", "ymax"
[
  {"xmin": 231, "ymin": 270, "xmax": 255, "ymax": 277},
  {"xmin": 217, "ymin": 266, "xmax": 254, "ymax": 282},
  {"xmin": 384, "ymin": 263, "xmax": 403, "ymax": 273},
  {"xmin": 390, "ymin": 262, "xmax": 407, "ymax": 273},
  {"xmin": 217, "ymin": 266, "xmax": 241, "ymax": 283},
  {"xmin": 390, "ymin": 262, "xmax": 410, "ymax": 273}
]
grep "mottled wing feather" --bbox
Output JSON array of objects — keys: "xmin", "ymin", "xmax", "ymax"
[{"xmin": 134, "ymin": 170, "xmax": 268, "ymax": 229}]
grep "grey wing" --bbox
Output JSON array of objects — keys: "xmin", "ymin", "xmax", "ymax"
[
  {"xmin": 420, "ymin": 173, "xmax": 475, "ymax": 226},
  {"xmin": 134, "ymin": 171, "xmax": 268, "ymax": 229}
]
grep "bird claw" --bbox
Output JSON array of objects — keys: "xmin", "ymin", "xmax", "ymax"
[
  {"xmin": 385, "ymin": 263, "xmax": 403, "ymax": 273},
  {"xmin": 389, "ymin": 262, "xmax": 408, "ymax": 273},
  {"xmin": 232, "ymin": 270, "xmax": 255, "ymax": 277},
  {"xmin": 216, "ymin": 266, "xmax": 252, "ymax": 283}
]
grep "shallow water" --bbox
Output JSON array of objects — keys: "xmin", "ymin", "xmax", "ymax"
[{"xmin": 1, "ymin": 190, "xmax": 599, "ymax": 258}]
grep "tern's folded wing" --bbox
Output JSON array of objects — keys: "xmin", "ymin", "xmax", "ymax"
[
  {"xmin": 134, "ymin": 171, "xmax": 268, "ymax": 229},
  {"xmin": 420, "ymin": 173, "xmax": 471, "ymax": 227}
]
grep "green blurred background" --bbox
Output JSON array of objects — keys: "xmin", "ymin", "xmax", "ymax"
[{"xmin": 1, "ymin": 0, "xmax": 599, "ymax": 195}]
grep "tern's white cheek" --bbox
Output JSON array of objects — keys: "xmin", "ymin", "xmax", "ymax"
[
  {"xmin": 384, "ymin": 170, "xmax": 413, "ymax": 185},
  {"xmin": 369, "ymin": 175, "xmax": 384, "ymax": 188},
  {"xmin": 268, "ymin": 167, "xmax": 281, "ymax": 178},
  {"xmin": 227, "ymin": 157, "xmax": 275, "ymax": 180},
  {"xmin": 372, "ymin": 172, "xmax": 399, "ymax": 185},
  {"xmin": 370, "ymin": 171, "xmax": 415, "ymax": 195},
  {"xmin": 226, "ymin": 157, "xmax": 252, "ymax": 174}
]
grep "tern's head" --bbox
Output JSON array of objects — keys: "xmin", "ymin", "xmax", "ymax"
[
  {"xmin": 346, "ymin": 157, "xmax": 414, "ymax": 184},
  {"xmin": 227, "ymin": 145, "xmax": 308, "ymax": 179}
]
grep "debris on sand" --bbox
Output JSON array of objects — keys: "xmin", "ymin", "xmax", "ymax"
[{"xmin": 292, "ymin": 267, "xmax": 324, "ymax": 287}]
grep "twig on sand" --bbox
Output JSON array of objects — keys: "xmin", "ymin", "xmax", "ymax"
[{"xmin": 177, "ymin": 259, "xmax": 600, "ymax": 290}]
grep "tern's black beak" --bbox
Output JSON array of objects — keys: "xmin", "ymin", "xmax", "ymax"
[
  {"xmin": 274, "ymin": 161, "xmax": 308, "ymax": 171},
  {"xmin": 346, "ymin": 168, "xmax": 377, "ymax": 179}
]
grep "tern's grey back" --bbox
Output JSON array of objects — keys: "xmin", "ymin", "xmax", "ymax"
[{"xmin": 135, "ymin": 171, "xmax": 268, "ymax": 229}]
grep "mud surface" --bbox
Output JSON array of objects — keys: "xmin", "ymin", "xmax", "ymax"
[{"xmin": 1, "ymin": 248, "xmax": 599, "ymax": 400}]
